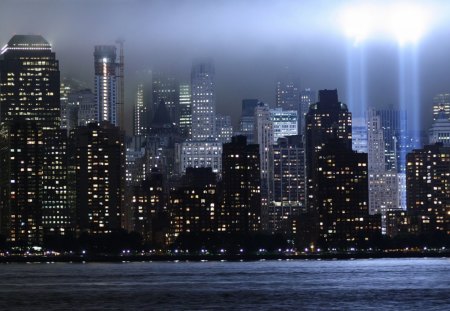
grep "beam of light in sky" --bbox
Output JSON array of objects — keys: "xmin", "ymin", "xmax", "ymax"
[{"xmin": 339, "ymin": 2, "xmax": 434, "ymax": 44}]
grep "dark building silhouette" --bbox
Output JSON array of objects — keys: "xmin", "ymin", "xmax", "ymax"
[
  {"xmin": 70, "ymin": 122, "xmax": 125, "ymax": 235},
  {"xmin": 152, "ymin": 72, "xmax": 179, "ymax": 126},
  {"xmin": 406, "ymin": 143, "xmax": 450, "ymax": 235},
  {"xmin": 219, "ymin": 136, "xmax": 261, "ymax": 233},
  {"xmin": 168, "ymin": 167, "xmax": 217, "ymax": 244},
  {"xmin": 314, "ymin": 140, "xmax": 381, "ymax": 249},
  {"xmin": 270, "ymin": 135, "xmax": 305, "ymax": 235},
  {"xmin": 305, "ymin": 90, "xmax": 352, "ymax": 212},
  {"xmin": 132, "ymin": 169, "xmax": 165, "ymax": 244},
  {"xmin": 239, "ymin": 99, "xmax": 259, "ymax": 143}
]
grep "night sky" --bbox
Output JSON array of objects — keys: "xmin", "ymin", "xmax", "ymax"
[{"xmin": 1, "ymin": 0, "xmax": 450, "ymax": 133}]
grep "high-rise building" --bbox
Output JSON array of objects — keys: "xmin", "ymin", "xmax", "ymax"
[
  {"xmin": 133, "ymin": 84, "xmax": 145, "ymax": 136},
  {"xmin": 94, "ymin": 45, "xmax": 118, "ymax": 126},
  {"xmin": 219, "ymin": 136, "xmax": 261, "ymax": 233},
  {"xmin": 270, "ymin": 108, "xmax": 298, "ymax": 144},
  {"xmin": 239, "ymin": 99, "xmax": 259, "ymax": 143},
  {"xmin": 0, "ymin": 35, "xmax": 64, "ymax": 246},
  {"xmin": 352, "ymin": 117, "xmax": 368, "ymax": 153},
  {"xmin": 70, "ymin": 122, "xmax": 125, "ymax": 234},
  {"xmin": 60, "ymin": 82, "xmax": 72, "ymax": 130},
  {"xmin": 305, "ymin": 90, "xmax": 352, "ymax": 212},
  {"xmin": 215, "ymin": 115, "xmax": 233, "ymax": 143},
  {"xmin": 178, "ymin": 140, "xmax": 223, "ymax": 175},
  {"xmin": 254, "ymin": 102, "xmax": 273, "ymax": 229},
  {"xmin": 299, "ymin": 88, "xmax": 315, "ymax": 135},
  {"xmin": 152, "ymin": 73, "xmax": 179, "ymax": 125},
  {"xmin": 191, "ymin": 60, "xmax": 215, "ymax": 140},
  {"xmin": 432, "ymin": 93, "xmax": 450, "ymax": 120},
  {"xmin": 367, "ymin": 109, "xmax": 399, "ymax": 233},
  {"xmin": 429, "ymin": 110, "xmax": 450, "ymax": 146},
  {"xmin": 406, "ymin": 143, "xmax": 450, "ymax": 235},
  {"xmin": 276, "ymin": 78, "xmax": 299, "ymax": 111},
  {"xmin": 270, "ymin": 135, "xmax": 305, "ymax": 235},
  {"xmin": 68, "ymin": 89, "xmax": 97, "ymax": 128},
  {"xmin": 179, "ymin": 83, "xmax": 192, "ymax": 137},
  {"xmin": 0, "ymin": 35, "xmax": 60, "ymax": 130}
]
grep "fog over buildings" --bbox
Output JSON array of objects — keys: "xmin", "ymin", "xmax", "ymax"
[{"xmin": 1, "ymin": 0, "xmax": 450, "ymax": 133}]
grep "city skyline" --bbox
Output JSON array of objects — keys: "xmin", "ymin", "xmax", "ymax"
[{"xmin": 2, "ymin": 0, "xmax": 450, "ymax": 134}]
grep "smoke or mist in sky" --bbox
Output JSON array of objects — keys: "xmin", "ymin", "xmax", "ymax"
[{"xmin": 1, "ymin": 0, "xmax": 450, "ymax": 132}]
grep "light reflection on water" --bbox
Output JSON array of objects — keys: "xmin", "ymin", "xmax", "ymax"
[{"xmin": 0, "ymin": 258, "xmax": 449, "ymax": 310}]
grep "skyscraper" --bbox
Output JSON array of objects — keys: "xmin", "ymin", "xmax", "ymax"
[
  {"xmin": 270, "ymin": 108, "xmax": 298, "ymax": 144},
  {"xmin": 305, "ymin": 90, "xmax": 352, "ymax": 212},
  {"xmin": 276, "ymin": 78, "xmax": 299, "ymax": 111},
  {"xmin": 254, "ymin": 102, "xmax": 273, "ymax": 229},
  {"xmin": 429, "ymin": 110, "xmax": 450, "ymax": 146},
  {"xmin": 215, "ymin": 115, "xmax": 233, "ymax": 143},
  {"xmin": 239, "ymin": 99, "xmax": 259, "ymax": 143},
  {"xmin": 299, "ymin": 88, "xmax": 315, "ymax": 135},
  {"xmin": 152, "ymin": 72, "xmax": 179, "ymax": 125},
  {"xmin": 179, "ymin": 83, "xmax": 192, "ymax": 137},
  {"xmin": 0, "ymin": 35, "xmax": 64, "ymax": 246},
  {"xmin": 191, "ymin": 60, "xmax": 215, "ymax": 140},
  {"xmin": 432, "ymin": 93, "xmax": 450, "ymax": 120},
  {"xmin": 133, "ymin": 83, "xmax": 145, "ymax": 136},
  {"xmin": 68, "ymin": 89, "xmax": 97, "ymax": 128},
  {"xmin": 0, "ymin": 35, "xmax": 60, "ymax": 130},
  {"xmin": 94, "ymin": 45, "xmax": 118, "ymax": 126}
]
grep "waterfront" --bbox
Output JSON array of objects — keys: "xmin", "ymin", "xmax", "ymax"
[{"xmin": 0, "ymin": 258, "xmax": 449, "ymax": 310}]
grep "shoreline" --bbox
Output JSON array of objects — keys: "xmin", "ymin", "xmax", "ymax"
[{"xmin": 1, "ymin": 251, "xmax": 449, "ymax": 263}]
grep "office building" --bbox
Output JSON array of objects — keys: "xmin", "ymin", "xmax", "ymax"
[
  {"xmin": 179, "ymin": 83, "xmax": 192, "ymax": 137},
  {"xmin": 432, "ymin": 93, "xmax": 450, "ymax": 120},
  {"xmin": 270, "ymin": 108, "xmax": 298, "ymax": 144},
  {"xmin": 152, "ymin": 73, "xmax": 179, "ymax": 125},
  {"xmin": 191, "ymin": 60, "xmax": 216, "ymax": 140},
  {"xmin": 215, "ymin": 115, "xmax": 233, "ymax": 143},
  {"xmin": 239, "ymin": 99, "xmax": 259, "ymax": 143}
]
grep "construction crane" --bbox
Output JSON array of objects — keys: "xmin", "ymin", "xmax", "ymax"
[{"xmin": 116, "ymin": 38, "xmax": 125, "ymax": 132}]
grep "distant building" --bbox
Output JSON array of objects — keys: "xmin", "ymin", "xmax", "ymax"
[
  {"xmin": 152, "ymin": 73, "xmax": 179, "ymax": 125},
  {"xmin": 429, "ymin": 110, "xmax": 450, "ymax": 146},
  {"xmin": 270, "ymin": 108, "xmax": 298, "ymax": 144},
  {"xmin": 68, "ymin": 89, "xmax": 97, "ymax": 128},
  {"xmin": 352, "ymin": 117, "xmax": 367, "ymax": 153},
  {"xmin": 254, "ymin": 103, "xmax": 273, "ymax": 229},
  {"xmin": 276, "ymin": 78, "xmax": 299, "ymax": 111},
  {"xmin": 432, "ymin": 93, "xmax": 450, "ymax": 120},
  {"xmin": 239, "ymin": 99, "xmax": 259, "ymax": 143},
  {"xmin": 179, "ymin": 83, "xmax": 192, "ymax": 137},
  {"xmin": 299, "ymin": 88, "xmax": 315, "ymax": 135},
  {"xmin": 94, "ymin": 45, "xmax": 118, "ymax": 126},
  {"xmin": 215, "ymin": 115, "xmax": 233, "ymax": 143},
  {"xmin": 178, "ymin": 140, "xmax": 222, "ymax": 175},
  {"xmin": 219, "ymin": 136, "xmax": 261, "ymax": 233},
  {"xmin": 191, "ymin": 60, "xmax": 216, "ymax": 140},
  {"xmin": 133, "ymin": 84, "xmax": 145, "ymax": 136}
]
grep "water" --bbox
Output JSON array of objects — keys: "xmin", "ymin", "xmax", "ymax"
[{"xmin": 0, "ymin": 258, "xmax": 449, "ymax": 310}]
